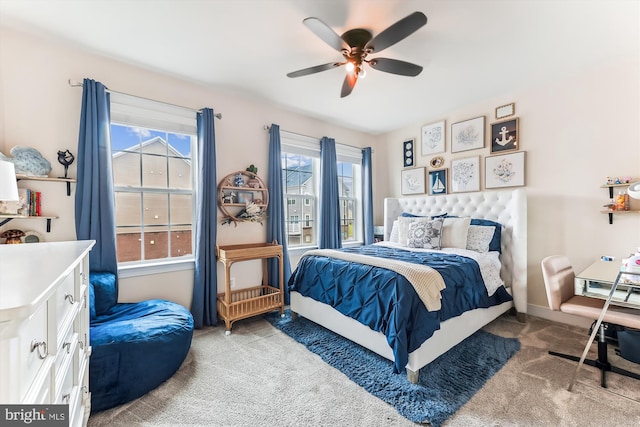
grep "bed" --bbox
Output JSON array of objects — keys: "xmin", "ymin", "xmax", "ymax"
[{"xmin": 289, "ymin": 188, "xmax": 527, "ymax": 383}]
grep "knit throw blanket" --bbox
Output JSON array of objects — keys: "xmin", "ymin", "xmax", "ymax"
[{"xmin": 302, "ymin": 249, "xmax": 446, "ymax": 311}]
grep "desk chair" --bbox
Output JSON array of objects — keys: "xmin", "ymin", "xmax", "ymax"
[{"xmin": 541, "ymin": 255, "xmax": 640, "ymax": 388}]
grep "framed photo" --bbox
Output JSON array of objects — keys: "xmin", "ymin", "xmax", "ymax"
[
  {"xmin": 428, "ymin": 169, "xmax": 447, "ymax": 195},
  {"xmin": 421, "ymin": 120, "xmax": 445, "ymax": 156},
  {"xmin": 451, "ymin": 116, "xmax": 485, "ymax": 153},
  {"xmin": 451, "ymin": 156, "xmax": 480, "ymax": 193},
  {"xmin": 403, "ymin": 139, "xmax": 415, "ymax": 167},
  {"xmin": 236, "ymin": 191, "xmax": 254, "ymax": 204},
  {"xmin": 495, "ymin": 102, "xmax": 515, "ymax": 119},
  {"xmin": 401, "ymin": 167, "xmax": 426, "ymax": 195},
  {"xmin": 491, "ymin": 118, "xmax": 519, "ymax": 153},
  {"xmin": 485, "ymin": 151, "xmax": 526, "ymax": 189}
]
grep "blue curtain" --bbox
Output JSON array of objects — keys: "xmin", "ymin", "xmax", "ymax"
[
  {"xmin": 191, "ymin": 108, "xmax": 218, "ymax": 328},
  {"xmin": 319, "ymin": 137, "xmax": 342, "ymax": 249},
  {"xmin": 75, "ymin": 78, "xmax": 118, "ymax": 274},
  {"xmin": 362, "ymin": 147, "xmax": 374, "ymax": 245},
  {"xmin": 266, "ymin": 124, "xmax": 292, "ymax": 303}
]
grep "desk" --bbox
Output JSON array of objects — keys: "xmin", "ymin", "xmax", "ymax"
[
  {"xmin": 569, "ymin": 262, "xmax": 640, "ymax": 391},
  {"xmin": 575, "ymin": 260, "xmax": 640, "ymax": 307}
]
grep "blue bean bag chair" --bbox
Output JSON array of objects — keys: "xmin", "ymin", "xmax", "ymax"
[{"xmin": 89, "ymin": 272, "xmax": 194, "ymax": 413}]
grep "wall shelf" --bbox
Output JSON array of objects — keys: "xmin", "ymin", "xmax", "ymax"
[
  {"xmin": 600, "ymin": 180, "xmax": 636, "ymax": 224},
  {"xmin": 217, "ymin": 171, "xmax": 269, "ymax": 226}
]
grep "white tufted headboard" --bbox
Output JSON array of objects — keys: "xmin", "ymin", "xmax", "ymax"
[{"xmin": 383, "ymin": 188, "xmax": 527, "ymax": 315}]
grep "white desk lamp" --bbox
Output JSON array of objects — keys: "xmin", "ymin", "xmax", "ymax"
[
  {"xmin": 0, "ymin": 160, "xmax": 19, "ymax": 202},
  {"xmin": 628, "ymin": 182, "xmax": 640, "ymax": 200}
]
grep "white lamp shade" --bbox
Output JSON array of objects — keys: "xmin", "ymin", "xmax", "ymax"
[
  {"xmin": 0, "ymin": 160, "xmax": 19, "ymax": 201},
  {"xmin": 628, "ymin": 182, "xmax": 640, "ymax": 200}
]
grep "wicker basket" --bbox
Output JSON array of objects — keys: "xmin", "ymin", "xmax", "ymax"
[{"xmin": 217, "ymin": 285, "xmax": 282, "ymax": 326}]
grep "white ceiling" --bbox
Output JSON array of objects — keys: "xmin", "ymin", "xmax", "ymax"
[{"xmin": 0, "ymin": 0, "xmax": 637, "ymax": 134}]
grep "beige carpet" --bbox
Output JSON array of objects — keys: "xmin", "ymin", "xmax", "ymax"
[{"xmin": 88, "ymin": 313, "xmax": 640, "ymax": 426}]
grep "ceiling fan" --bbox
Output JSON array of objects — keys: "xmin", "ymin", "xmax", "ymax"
[{"xmin": 287, "ymin": 11, "xmax": 428, "ymax": 98}]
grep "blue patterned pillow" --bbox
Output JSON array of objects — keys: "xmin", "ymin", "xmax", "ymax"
[{"xmin": 407, "ymin": 218, "xmax": 443, "ymax": 249}]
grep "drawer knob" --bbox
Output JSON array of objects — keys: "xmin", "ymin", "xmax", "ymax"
[
  {"xmin": 30, "ymin": 340, "xmax": 47, "ymax": 359},
  {"xmin": 62, "ymin": 394, "xmax": 70, "ymax": 404},
  {"xmin": 64, "ymin": 293, "xmax": 75, "ymax": 304}
]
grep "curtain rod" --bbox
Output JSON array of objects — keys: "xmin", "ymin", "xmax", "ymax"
[
  {"xmin": 264, "ymin": 125, "xmax": 373, "ymax": 153},
  {"xmin": 68, "ymin": 79, "xmax": 222, "ymax": 120}
]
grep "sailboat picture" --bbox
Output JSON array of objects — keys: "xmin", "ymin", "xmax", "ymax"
[{"xmin": 429, "ymin": 169, "xmax": 448, "ymax": 195}]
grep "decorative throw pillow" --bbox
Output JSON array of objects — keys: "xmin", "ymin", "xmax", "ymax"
[
  {"xmin": 470, "ymin": 218, "xmax": 502, "ymax": 253},
  {"xmin": 441, "ymin": 217, "xmax": 471, "ymax": 249},
  {"xmin": 407, "ymin": 218, "xmax": 443, "ymax": 249},
  {"xmin": 397, "ymin": 216, "xmax": 431, "ymax": 246},
  {"xmin": 466, "ymin": 225, "xmax": 495, "ymax": 253}
]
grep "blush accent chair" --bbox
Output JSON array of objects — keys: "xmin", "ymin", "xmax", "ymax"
[
  {"xmin": 541, "ymin": 255, "xmax": 640, "ymax": 388},
  {"xmin": 89, "ymin": 272, "xmax": 194, "ymax": 412}
]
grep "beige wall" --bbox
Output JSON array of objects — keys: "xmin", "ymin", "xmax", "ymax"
[{"xmin": 1, "ymin": 24, "xmax": 639, "ymax": 319}]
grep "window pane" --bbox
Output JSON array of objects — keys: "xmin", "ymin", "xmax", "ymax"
[
  {"xmin": 112, "ymin": 152, "xmax": 141, "ymax": 187},
  {"xmin": 144, "ymin": 193, "xmax": 168, "ymax": 225},
  {"xmin": 170, "ymin": 194, "xmax": 191, "ymax": 224},
  {"xmin": 168, "ymin": 156, "xmax": 192, "ymax": 189},
  {"xmin": 171, "ymin": 228, "xmax": 192, "ymax": 257},
  {"xmin": 168, "ymin": 133, "xmax": 192, "ymax": 158},
  {"xmin": 116, "ymin": 227, "xmax": 141, "ymax": 263},
  {"xmin": 144, "ymin": 226, "xmax": 168, "ymax": 260},
  {"xmin": 115, "ymin": 192, "xmax": 141, "ymax": 226},
  {"xmin": 142, "ymin": 153, "xmax": 168, "ymax": 188}
]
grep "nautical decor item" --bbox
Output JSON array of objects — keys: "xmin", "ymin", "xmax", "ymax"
[
  {"xmin": 0, "ymin": 146, "xmax": 52, "ymax": 177},
  {"xmin": 57, "ymin": 149, "xmax": 75, "ymax": 178}
]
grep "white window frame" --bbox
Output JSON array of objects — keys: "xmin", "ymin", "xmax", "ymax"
[
  {"xmin": 281, "ymin": 131, "xmax": 363, "ymax": 254},
  {"xmin": 110, "ymin": 93, "xmax": 198, "ymax": 277}
]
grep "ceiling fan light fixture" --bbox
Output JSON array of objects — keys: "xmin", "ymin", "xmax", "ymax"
[
  {"xmin": 345, "ymin": 61, "xmax": 355, "ymax": 72},
  {"xmin": 358, "ymin": 67, "xmax": 366, "ymax": 78}
]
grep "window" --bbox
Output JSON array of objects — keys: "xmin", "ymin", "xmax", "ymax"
[
  {"xmin": 281, "ymin": 132, "xmax": 363, "ymax": 249},
  {"xmin": 110, "ymin": 93, "xmax": 197, "ymax": 265}
]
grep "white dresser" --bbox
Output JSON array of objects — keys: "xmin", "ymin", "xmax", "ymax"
[{"xmin": 0, "ymin": 240, "xmax": 95, "ymax": 427}]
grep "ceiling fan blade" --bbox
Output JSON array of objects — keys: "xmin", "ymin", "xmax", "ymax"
[
  {"xmin": 340, "ymin": 73, "xmax": 357, "ymax": 98},
  {"xmin": 368, "ymin": 58, "xmax": 423, "ymax": 76},
  {"xmin": 287, "ymin": 62, "xmax": 343, "ymax": 78},
  {"xmin": 303, "ymin": 17, "xmax": 348, "ymax": 52},
  {"xmin": 365, "ymin": 11, "xmax": 427, "ymax": 53}
]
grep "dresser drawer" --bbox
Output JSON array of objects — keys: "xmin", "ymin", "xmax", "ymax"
[
  {"xmin": 18, "ymin": 302, "xmax": 49, "ymax": 400},
  {"xmin": 54, "ymin": 272, "xmax": 77, "ymax": 334}
]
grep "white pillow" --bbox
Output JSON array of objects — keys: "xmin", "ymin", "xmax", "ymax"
[
  {"xmin": 466, "ymin": 225, "xmax": 495, "ymax": 253},
  {"xmin": 441, "ymin": 217, "xmax": 471, "ymax": 249},
  {"xmin": 389, "ymin": 220, "xmax": 400, "ymax": 243}
]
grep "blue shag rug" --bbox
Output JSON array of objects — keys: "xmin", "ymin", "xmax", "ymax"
[{"xmin": 265, "ymin": 310, "xmax": 520, "ymax": 426}]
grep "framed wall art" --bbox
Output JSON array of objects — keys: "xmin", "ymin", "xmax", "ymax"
[
  {"xmin": 451, "ymin": 156, "xmax": 480, "ymax": 193},
  {"xmin": 428, "ymin": 169, "xmax": 447, "ymax": 195},
  {"xmin": 485, "ymin": 151, "xmax": 526, "ymax": 189},
  {"xmin": 401, "ymin": 167, "xmax": 426, "ymax": 195},
  {"xmin": 491, "ymin": 118, "xmax": 519, "ymax": 153},
  {"xmin": 451, "ymin": 116, "xmax": 485, "ymax": 153},
  {"xmin": 403, "ymin": 139, "xmax": 415, "ymax": 167},
  {"xmin": 421, "ymin": 120, "xmax": 445, "ymax": 156},
  {"xmin": 495, "ymin": 102, "xmax": 515, "ymax": 119}
]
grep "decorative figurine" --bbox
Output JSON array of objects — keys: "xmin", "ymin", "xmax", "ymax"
[
  {"xmin": 234, "ymin": 173, "xmax": 245, "ymax": 187},
  {"xmin": 57, "ymin": 149, "xmax": 75, "ymax": 179},
  {"xmin": 1, "ymin": 229, "xmax": 25, "ymax": 244}
]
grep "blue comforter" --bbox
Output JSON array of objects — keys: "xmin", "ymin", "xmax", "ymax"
[{"xmin": 288, "ymin": 245, "xmax": 512, "ymax": 373}]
